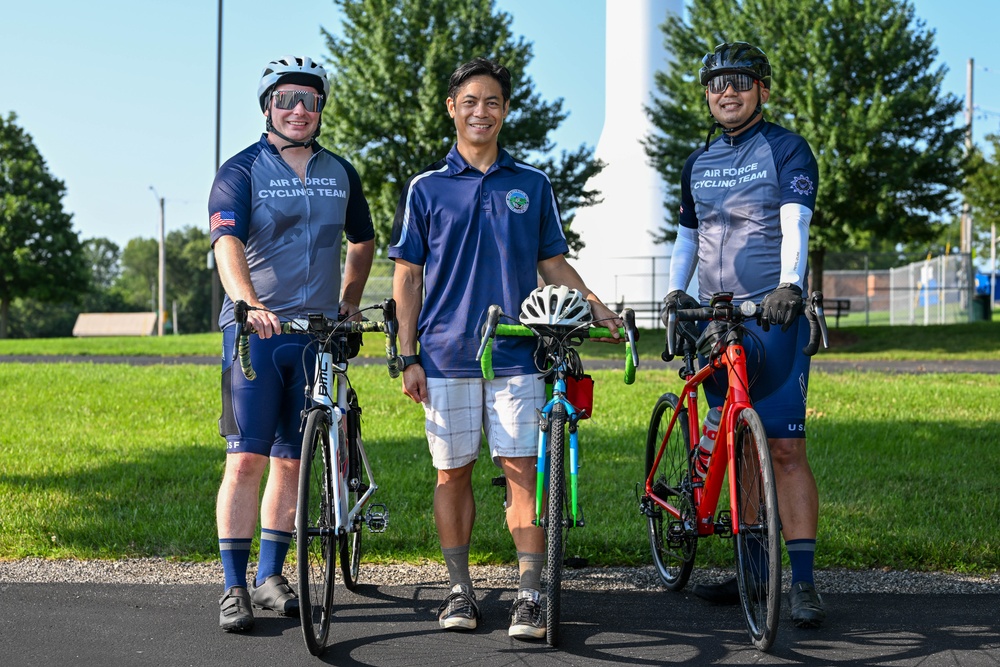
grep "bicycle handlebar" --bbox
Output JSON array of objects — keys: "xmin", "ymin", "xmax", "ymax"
[
  {"xmin": 475, "ymin": 307, "xmax": 640, "ymax": 385},
  {"xmin": 233, "ymin": 299, "xmax": 401, "ymax": 381},
  {"xmin": 665, "ymin": 291, "xmax": 829, "ymax": 359}
]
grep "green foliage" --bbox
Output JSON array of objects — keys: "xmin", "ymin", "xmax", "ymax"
[
  {"xmin": 645, "ymin": 0, "xmax": 966, "ymax": 290},
  {"xmin": 320, "ymin": 0, "xmax": 603, "ymax": 251},
  {"xmin": 964, "ymin": 134, "xmax": 1000, "ymax": 261},
  {"xmin": 0, "ymin": 112, "xmax": 90, "ymax": 338}
]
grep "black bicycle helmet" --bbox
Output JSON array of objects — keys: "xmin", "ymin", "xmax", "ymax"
[{"xmin": 699, "ymin": 41, "xmax": 771, "ymax": 89}]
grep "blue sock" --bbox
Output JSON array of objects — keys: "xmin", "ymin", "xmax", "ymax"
[
  {"xmin": 786, "ymin": 538, "xmax": 817, "ymax": 586},
  {"xmin": 256, "ymin": 528, "xmax": 293, "ymax": 585},
  {"xmin": 219, "ymin": 538, "xmax": 252, "ymax": 590}
]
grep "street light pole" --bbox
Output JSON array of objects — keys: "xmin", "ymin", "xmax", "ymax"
[
  {"xmin": 149, "ymin": 186, "xmax": 166, "ymax": 336},
  {"xmin": 211, "ymin": 0, "xmax": 224, "ymax": 329}
]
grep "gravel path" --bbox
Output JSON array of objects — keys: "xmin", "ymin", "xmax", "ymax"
[{"xmin": 2, "ymin": 558, "xmax": 998, "ymax": 594}]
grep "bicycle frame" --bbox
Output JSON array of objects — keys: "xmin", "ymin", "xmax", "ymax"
[
  {"xmin": 306, "ymin": 350, "xmax": 379, "ymax": 537},
  {"xmin": 645, "ymin": 336, "xmax": 752, "ymax": 536}
]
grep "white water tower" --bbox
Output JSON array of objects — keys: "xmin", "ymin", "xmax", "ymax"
[{"xmin": 572, "ymin": 0, "xmax": 684, "ymax": 324}]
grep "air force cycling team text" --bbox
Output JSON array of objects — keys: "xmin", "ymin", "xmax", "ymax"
[
  {"xmin": 259, "ymin": 177, "xmax": 348, "ymax": 199},
  {"xmin": 693, "ymin": 162, "xmax": 767, "ymax": 190}
]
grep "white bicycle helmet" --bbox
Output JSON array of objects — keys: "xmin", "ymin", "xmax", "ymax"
[
  {"xmin": 257, "ymin": 55, "xmax": 330, "ymax": 112},
  {"xmin": 520, "ymin": 285, "xmax": 592, "ymax": 326}
]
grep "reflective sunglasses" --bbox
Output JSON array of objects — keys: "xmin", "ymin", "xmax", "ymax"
[
  {"xmin": 706, "ymin": 73, "xmax": 758, "ymax": 94},
  {"xmin": 270, "ymin": 89, "xmax": 325, "ymax": 112}
]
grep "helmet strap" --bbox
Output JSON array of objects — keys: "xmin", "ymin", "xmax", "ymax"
[{"xmin": 264, "ymin": 114, "xmax": 322, "ymax": 152}]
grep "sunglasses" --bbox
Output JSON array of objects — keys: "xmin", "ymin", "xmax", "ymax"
[
  {"xmin": 270, "ymin": 89, "xmax": 325, "ymax": 112},
  {"xmin": 706, "ymin": 73, "xmax": 759, "ymax": 95}
]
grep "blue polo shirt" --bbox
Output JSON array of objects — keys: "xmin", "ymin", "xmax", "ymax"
[
  {"xmin": 679, "ymin": 120, "xmax": 818, "ymax": 302},
  {"xmin": 389, "ymin": 145, "xmax": 569, "ymax": 378},
  {"xmin": 209, "ymin": 135, "xmax": 374, "ymax": 329}
]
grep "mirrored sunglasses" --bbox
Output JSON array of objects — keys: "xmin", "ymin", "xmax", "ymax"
[
  {"xmin": 707, "ymin": 73, "xmax": 758, "ymax": 94},
  {"xmin": 271, "ymin": 89, "xmax": 325, "ymax": 112}
]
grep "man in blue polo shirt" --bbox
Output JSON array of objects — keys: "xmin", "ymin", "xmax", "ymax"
[{"xmin": 389, "ymin": 57, "xmax": 618, "ymax": 640}]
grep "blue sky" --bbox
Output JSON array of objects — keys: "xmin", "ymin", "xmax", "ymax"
[{"xmin": 1, "ymin": 0, "xmax": 996, "ymax": 250}]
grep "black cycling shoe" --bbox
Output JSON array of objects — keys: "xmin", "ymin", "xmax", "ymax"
[
  {"xmin": 690, "ymin": 576, "xmax": 740, "ymax": 605},
  {"xmin": 789, "ymin": 581, "xmax": 826, "ymax": 628},
  {"xmin": 249, "ymin": 574, "xmax": 299, "ymax": 617},
  {"xmin": 219, "ymin": 586, "xmax": 255, "ymax": 632}
]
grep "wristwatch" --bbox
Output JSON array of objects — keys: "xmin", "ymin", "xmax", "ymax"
[{"xmin": 397, "ymin": 354, "xmax": 421, "ymax": 370}]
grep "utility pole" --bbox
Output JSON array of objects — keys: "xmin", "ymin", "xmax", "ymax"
[
  {"xmin": 960, "ymin": 58, "xmax": 974, "ymax": 254},
  {"xmin": 149, "ymin": 186, "xmax": 166, "ymax": 337},
  {"xmin": 211, "ymin": 0, "xmax": 224, "ymax": 329}
]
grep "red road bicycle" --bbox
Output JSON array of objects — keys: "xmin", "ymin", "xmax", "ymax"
[{"xmin": 639, "ymin": 291, "xmax": 827, "ymax": 651}]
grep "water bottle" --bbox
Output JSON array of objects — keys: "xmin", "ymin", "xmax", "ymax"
[{"xmin": 695, "ymin": 406, "xmax": 722, "ymax": 477}]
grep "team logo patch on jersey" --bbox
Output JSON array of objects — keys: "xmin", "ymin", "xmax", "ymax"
[
  {"xmin": 506, "ymin": 189, "xmax": 529, "ymax": 214},
  {"xmin": 790, "ymin": 175, "xmax": 815, "ymax": 196}
]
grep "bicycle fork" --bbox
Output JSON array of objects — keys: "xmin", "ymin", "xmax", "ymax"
[{"xmin": 535, "ymin": 397, "xmax": 584, "ymax": 529}]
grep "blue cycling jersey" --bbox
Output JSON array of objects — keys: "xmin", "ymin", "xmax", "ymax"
[
  {"xmin": 209, "ymin": 135, "xmax": 374, "ymax": 329},
  {"xmin": 388, "ymin": 145, "xmax": 569, "ymax": 378},
  {"xmin": 679, "ymin": 120, "xmax": 818, "ymax": 303}
]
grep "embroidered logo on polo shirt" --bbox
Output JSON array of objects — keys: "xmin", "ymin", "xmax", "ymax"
[{"xmin": 505, "ymin": 189, "xmax": 529, "ymax": 214}]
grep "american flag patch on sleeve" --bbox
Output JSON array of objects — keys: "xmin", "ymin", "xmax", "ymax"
[{"xmin": 210, "ymin": 210, "xmax": 236, "ymax": 232}]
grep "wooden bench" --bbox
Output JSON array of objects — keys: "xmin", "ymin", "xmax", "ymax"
[{"xmin": 828, "ymin": 299, "xmax": 850, "ymax": 328}]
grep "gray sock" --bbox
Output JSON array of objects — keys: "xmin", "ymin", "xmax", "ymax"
[
  {"xmin": 442, "ymin": 544, "xmax": 472, "ymax": 589},
  {"xmin": 517, "ymin": 551, "xmax": 545, "ymax": 592}
]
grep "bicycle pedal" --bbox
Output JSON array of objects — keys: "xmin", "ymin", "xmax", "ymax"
[{"xmin": 365, "ymin": 503, "xmax": 389, "ymax": 533}]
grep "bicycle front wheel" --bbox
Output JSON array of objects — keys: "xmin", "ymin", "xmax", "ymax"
[
  {"xmin": 732, "ymin": 407, "xmax": 781, "ymax": 652},
  {"xmin": 340, "ymin": 407, "xmax": 363, "ymax": 590},
  {"xmin": 544, "ymin": 402, "xmax": 568, "ymax": 647},
  {"xmin": 644, "ymin": 393, "xmax": 697, "ymax": 590},
  {"xmin": 297, "ymin": 409, "xmax": 336, "ymax": 656}
]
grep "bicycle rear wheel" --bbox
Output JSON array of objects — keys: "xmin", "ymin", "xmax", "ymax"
[
  {"xmin": 544, "ymin": 402, "xmax": 568, "ymax": 647},
  {"xmin": 732, "ymin": 407, "xmax": 781, "ymax": 651},
  {"xmin": 340, "ymin": 406, "xmax": 363, "ymax": 590},
  {"xmin": 297, "ymin": 409, "xmax": 336, "ymax": 656},
  {"xmin": 644, "ymin": 393, "xmax": 697, "ymax": 590}
]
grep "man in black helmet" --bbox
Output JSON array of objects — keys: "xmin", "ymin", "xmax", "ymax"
[
  {"xmin": 662, "ymin": 41, "xmax": 826, "ymax": 628},
  {"xmin": 209, "ymin": 55, "xmax": 375, "ymax": 632}
]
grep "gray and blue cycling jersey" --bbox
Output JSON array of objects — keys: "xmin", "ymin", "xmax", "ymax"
[
  {"xmin": 208, "ymin": 134, "xmax": 374, "ymax": 330},
  {"xmin": 679, "ymin": 121, "xmax": 818, "ymax": 303}
]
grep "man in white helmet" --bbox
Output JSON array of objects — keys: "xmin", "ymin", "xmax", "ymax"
[
  {"xmin": 389, "ymin": 57, "xmax": 619, "ymax": 640},
  {"xmin": 209, "ymin": 55, "xmax": 375, "ymax": 632}
]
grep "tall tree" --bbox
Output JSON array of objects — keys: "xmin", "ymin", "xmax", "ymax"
[
  {"xmin": 644, "ymin": 0, "xmax": 966, "ymax": 290},
  {"xmin": 320, "ymin": 0, "xmax": 603, "ymax": 251},
  {"xmin": 964, "ymin": 135, "xmax": 1000, "ymax": 268},
  {"xmin": 0, "ymin": 113, "xmax": 89, "ymax": 338}
]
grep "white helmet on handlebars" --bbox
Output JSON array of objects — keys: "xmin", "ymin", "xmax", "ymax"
[{"xmin": 519, "ymin": 285, "xmax": 592, "ymax": 326}]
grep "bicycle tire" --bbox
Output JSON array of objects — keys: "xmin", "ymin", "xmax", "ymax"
[
  {"xmin": 732, "ymin": 407, "xmax": 781, "ymax": 652},
  {"xmin": 644, "ymin": 393, "xmax": 697, "ymax": 590},
  {"xmin": 340, "ymin": 407, "xmax": 363, "ymax": 590},
  {"xmin": 297, "ymin": 409, "xmax": 336, "ymax": 656},
  {"xmin": 544, "ymin": 402, "xmax": 567, "ymax": 647}
]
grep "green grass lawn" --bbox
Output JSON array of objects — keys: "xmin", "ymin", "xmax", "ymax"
[{"xmin": 2, "ymin": 344, "xmax": 998, "ymax": 572}]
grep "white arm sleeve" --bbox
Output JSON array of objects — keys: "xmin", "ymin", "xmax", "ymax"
[
  {"xmin": 668, "ymin": 225, "xmax": 699, "ymax": 293},
  {"xmin": 779, "ymin": 203, "xmax": 812, "ymax": 287}
]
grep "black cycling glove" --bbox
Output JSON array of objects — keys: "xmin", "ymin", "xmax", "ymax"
[
  {"xmin": 660, "ymin": 289, "xmax": 700, "ymax": 354},
  {"xmin": 760, "ymin": 283, "xmax": 804, "ymax": 332}
]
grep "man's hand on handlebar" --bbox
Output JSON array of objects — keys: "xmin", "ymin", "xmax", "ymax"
[
  {"xmin": 760, "ymin": 283, "xmax": 803, "ymax": 332},
  {"xmin": 589, "ymin": 300, "xmax": 622, "ymax": 343}
]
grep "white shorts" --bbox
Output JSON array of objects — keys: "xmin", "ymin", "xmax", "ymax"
[{"xmin": 423, "ymin": 375, "xmax": 545, "ymax": 470}]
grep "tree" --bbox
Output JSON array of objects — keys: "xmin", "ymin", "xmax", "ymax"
[
  {"xmin": 0, "ymin": 113, "xmax": 90, "ymax": 338},
  {"xmin": 320, "ymin": 0, "xmax": 603, "ymax": 251},
  {"xmin": 644, "ymin": 0, "xmax": 966, "ymax": 290},
  {"xmin": 964, "ymin": 135, "xmax": 1000, "ymax": 268}
]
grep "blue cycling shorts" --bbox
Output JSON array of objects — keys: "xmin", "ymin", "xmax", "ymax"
[
  {"xmin": 219, "ymin": 325, "xmax": 315, "ymax": 458},
  {"xmin": 701, "ymin": 315, "xmax": 812, "ymax": 440}
]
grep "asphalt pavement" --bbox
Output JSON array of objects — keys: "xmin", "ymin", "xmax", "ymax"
[{"xmin": 2, "ymin": 579, "xmax": 998, "ymax": 666}]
